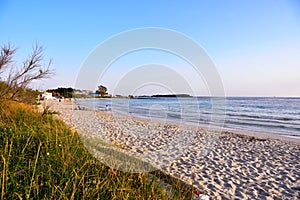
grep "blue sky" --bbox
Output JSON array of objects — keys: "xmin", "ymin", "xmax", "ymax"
[{"xmin": 0, "ymin": 0, "xmax": 299, "ymax": 96}]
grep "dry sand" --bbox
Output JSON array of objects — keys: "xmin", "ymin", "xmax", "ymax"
[{"xmin": 42, "ymin": 99, "xmax": 300, "ymax": 199}]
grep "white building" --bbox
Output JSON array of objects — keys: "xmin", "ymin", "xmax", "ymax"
[{"xmin": 39, "ymin": 91, "xmax": 53, "ymax": 100}]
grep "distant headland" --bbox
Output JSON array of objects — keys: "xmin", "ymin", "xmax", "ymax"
[{"xmin": 151, "ymin": 94, "xmax": 192, "ymax": 98}]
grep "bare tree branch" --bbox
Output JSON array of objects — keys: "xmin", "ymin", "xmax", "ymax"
[
  {"xmin": 0, "ymin": 43, "xmax": 54, "ymax": 103},
  {"xmin": 0, "ymin": 43, "xmax": 17, "ymax": 77}
]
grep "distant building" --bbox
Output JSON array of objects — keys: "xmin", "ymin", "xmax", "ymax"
[
  {"xmin": 39, "ymin": 91, "xmax": 53, "ymax": 100},
  {"xmin": 74, "ymin": 89, "xmax": 93, "ymax": 96},
  {"xmin": 103, "ymin": 93, "xmax": 111, "ymax": 97},
  {"xmin": 90, "ymin": 93, "xmax": 99, "ymax": 97}
]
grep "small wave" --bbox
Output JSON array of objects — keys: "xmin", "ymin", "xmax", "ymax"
[
  {"xmin": 227, "ymin": 113, "xmax": 261, "ymax": 119},
  {"xmin": 228, "ymin": 119, "xmax": 278, "ymax": 128},
  {"xmin": 274, "ymin": 117, "xmax": 294, "ymax": 121},
  {"xmin": 226, "ymin": 112, "xmax": 298, "ymax": 123},
  {"xmin": 167, "ymin": 113, "xmax": 182, "ymax": 119}
]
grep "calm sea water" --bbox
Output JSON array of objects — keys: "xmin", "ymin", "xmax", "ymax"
[{"xmin": 77, "ymin": 97, "xmax": 300, "ymax": 137}]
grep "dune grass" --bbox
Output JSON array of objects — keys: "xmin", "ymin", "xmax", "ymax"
[{"xmin": 0, "ymin": 101, "xmax": 193, "ymax": 199}]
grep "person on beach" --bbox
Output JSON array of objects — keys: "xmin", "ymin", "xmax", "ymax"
[{"xmin": 105, "ymin": 105, "xmax": 109, "ymax": 111}]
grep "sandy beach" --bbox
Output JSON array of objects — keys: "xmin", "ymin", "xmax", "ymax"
[{"xmin": 43, "ymin": 99, "xmax": 300, "ymax": 199}]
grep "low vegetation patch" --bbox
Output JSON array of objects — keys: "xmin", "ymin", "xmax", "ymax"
[{"xmin": 0, "ymin": 101, "xmax": 193, "ymax": 199}]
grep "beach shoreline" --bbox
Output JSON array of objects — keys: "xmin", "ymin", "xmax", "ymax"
[
  {"xmin": 42, "ymin": 99, "xmax": 300, "ymax": 199},
  {"xmin": 73, "ymin": 97, "xmax": 300, "ymax": 144}
]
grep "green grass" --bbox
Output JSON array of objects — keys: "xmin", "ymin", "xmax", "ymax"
[{"xmin": 0, "ymin": 101, "xmax": 193, "ymax": 199}]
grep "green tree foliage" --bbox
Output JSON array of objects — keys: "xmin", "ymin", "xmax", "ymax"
[
  {"xmin": 96, "ymin": 85, "xmax": 108, "ymax": 97},
  {"xmin": 47, "ymin": 87, "xmax": 74, "ymax": 98}
]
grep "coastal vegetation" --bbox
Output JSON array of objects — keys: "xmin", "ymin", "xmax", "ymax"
[
  {"xmin": 96, "ymin": 85, "xmax": 109, "ymax": 97},
  {"xmin": 0, "ymin": 43, "xmax": 52, "ymax": 104},
  {"xmin": 0, "ymin": 43, "xmax": 193, "ymax": 199},
  {"xmin": 47, "ymin": 87, "xmax": 74, "ymax": 98},
  {"xmin": 46, "ymin": 85, "xmax": 111, "ymax": 98},
  {"xmin": 0, "ymin": 101, "xmax": 193, "ymax": 199},
  {"xmin": 151, "ymin": 94, "xmax": 192, "ymax": 98}
]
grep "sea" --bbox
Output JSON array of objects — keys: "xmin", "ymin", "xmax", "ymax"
[{"xmin": 76, "ymin": 97, "xmax": 300, "ymax": 137}]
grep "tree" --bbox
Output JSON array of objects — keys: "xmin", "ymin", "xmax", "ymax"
[
  {"xmin": 0, "ymin": 43, "xmax": 53, "ymax": 103},
  {"xmin": 96, "ymin": 85, "xmax": 107, "ymax": 97},
  {"xmin": 47, "ymin": 87, "xmax": 74, "ymax": 98}
]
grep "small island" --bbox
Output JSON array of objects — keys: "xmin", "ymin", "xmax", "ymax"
[{"xmin": 151, "ymin": 94, "xmax": 192, "ymax": 98}]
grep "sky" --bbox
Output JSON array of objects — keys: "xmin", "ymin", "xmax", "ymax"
[{"xmin": 0, "ymin": 0, "xmax": 299, "ymax": 97}]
